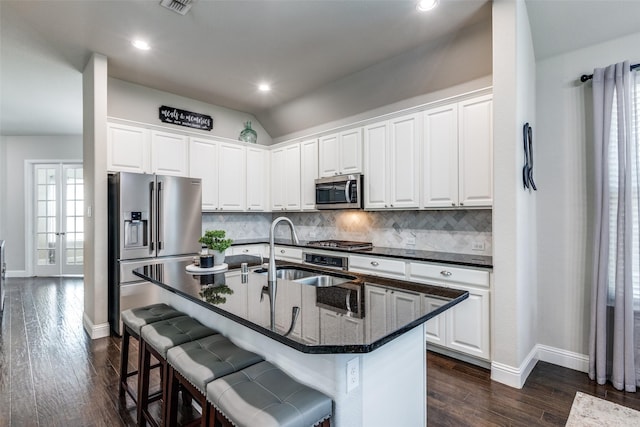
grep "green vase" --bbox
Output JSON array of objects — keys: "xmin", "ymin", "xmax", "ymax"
[{"xmin": 239, "ymin": 121, "xmax": 257, "ymax": 144}]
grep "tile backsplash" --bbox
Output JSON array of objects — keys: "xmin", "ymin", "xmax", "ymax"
[{"xmin": 202, "ymin": 209, "xmax": 492, "ymax": 255}]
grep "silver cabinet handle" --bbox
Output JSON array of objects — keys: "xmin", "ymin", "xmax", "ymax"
[
  {"xmin": 440, "ymin": 270, "xmax": 452, "ymax": 277},
  {"xmin": 460, "ymin": 202, "xmax": 464, "ymax": 206},
  {"xmin": 242, "ymin": 249, "xmax": 249, "ymax": 253},
  {"xmin": 451, "ymin": 202, "xmax": 456, "ymax": 206},
  {"xmin": 371, "ymin": 261, "xmax": 379, "ymax": 267},
  {"xmin": 280, "ymin": 249, "xmax": 286, "ymax": 254}
]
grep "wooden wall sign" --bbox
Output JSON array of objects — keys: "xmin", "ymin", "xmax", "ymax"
[{"xmin": 159, "ymin": 105, "xmax": 213, "ymax": 131}]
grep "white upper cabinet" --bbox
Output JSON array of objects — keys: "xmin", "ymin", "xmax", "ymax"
[
  {"xmin": 150, "ymin": 130, "xmax": 189, "ymax": 176},
  {"xmin": 300, "ymin": 139, "xmax": 319, "ymax": 210},
  {"xmin": 422, "ymin": 94, "xmax": 493, "ymax": 208},
  {"xmin": 364, "ymin": 113, "xmax": 420, "ymax": 209},
  {"xmin": 271, "ymin": 143, "xmax": 301, "ymax": 211},
  {"xmin": 422, "ymin": 104, "xmax": 458, "ymax": 208},
  {"xmin": 318, "ymin": 128, "xmax": 362, "ymax": 177},
  {"xmin": 246, "ymin": 146, "xmax": 269, "ymax": 211},
  {"xmin": 189, "ymin": 137, "xmax": 219, "ymax": 211},
  {"xmin": 189, "ymin": 137, "xmax": 246, "ymax": 211},
  {"xmin": 107, "ymin": 123, "xmax": 150, "ymax": 173},
  {"xmin": 458, "ymin": 95, "xmax": 493, "ymax": 207},
  {"xmin": 218, "ymin": 142, "xmax": 246, "ymax": 211}
]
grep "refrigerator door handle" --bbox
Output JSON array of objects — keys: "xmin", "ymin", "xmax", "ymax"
[
  {"xmin": 157, "ymin": 180, "xmax": 164, "ymax": 250},
  {"xmin": 149, "ymin": 181, "xmax": 155, "ymax": 253}
]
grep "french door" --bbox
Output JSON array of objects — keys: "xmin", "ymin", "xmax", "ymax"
[{"xmin": 33, "ymin": 163, "xmax": 84, "ymax": 276}]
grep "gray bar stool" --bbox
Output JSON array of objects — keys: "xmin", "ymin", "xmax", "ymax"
[
  {"xmin": 206, "ymin": 361, "xmax": 332, "ymax": 427},
  {"xmin": 165, "ymin": 334, "xmax": 264, "ymax": 426},
  {"xmin": 138, "ymin": 315, "xmax": 218, "ymax": 427},
  {"xmin": 119, "ymin": 303, "xmax": 185, "ymax": 403}
]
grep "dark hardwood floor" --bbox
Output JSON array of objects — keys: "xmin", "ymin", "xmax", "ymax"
[{"xmin": 2, "ymin": 277, "xmax": 640, "ymax": 427}]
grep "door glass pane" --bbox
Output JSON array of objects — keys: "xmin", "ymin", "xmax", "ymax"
[
  {"xmin": 36, "ymin": 166, "xmax": 58, "ymax": 266},
  {"xmin": 63, "ymin": 165, "xmax": 84, "ymax": 266}
]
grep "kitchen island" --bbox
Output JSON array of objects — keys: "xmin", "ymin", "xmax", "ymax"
[{"xmin": 134, "ymin": 256, "xmax": 467, "ymax": 426}]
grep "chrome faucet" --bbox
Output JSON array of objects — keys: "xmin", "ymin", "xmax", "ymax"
[
  {"xmin": 267, "ymin": 216, "xmax": 299, "ymax": 330},
  {"xmin": 268, "ymin": 216, "xmax": 299, "ymax": 282}
]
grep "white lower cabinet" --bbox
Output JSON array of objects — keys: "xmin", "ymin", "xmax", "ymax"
[
  {"xmin": 364, "ymin": 284, "xmax": 421, "ymax": 341},
  {"xmin": 272, "ymin": 245, "xmax": 303, "ymax": 263},
  {"xmin": 349, "ymin": 254, "xmax": 406, "ymax": 280},
  {"xmin": 319, "ymin": 308, "xmax": 364, "ymax": 344},
  {"xmin": 411, "ymin": 261, "xmax": 491, "ymax": 361}
]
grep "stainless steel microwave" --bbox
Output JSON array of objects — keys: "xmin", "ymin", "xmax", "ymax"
[{"xmin": 315, "ymin": 173, "xmax": 363, "ymax": 209}]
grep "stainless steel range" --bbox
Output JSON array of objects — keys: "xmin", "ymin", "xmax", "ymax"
[{"xmin": 306, "ymin": 240, "xmax": 373, "ymax": 251}]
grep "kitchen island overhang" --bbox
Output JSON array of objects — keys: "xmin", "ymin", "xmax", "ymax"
[{"xmin": 133, "ymin": 256, "xmax": 468, "ymax": 426}]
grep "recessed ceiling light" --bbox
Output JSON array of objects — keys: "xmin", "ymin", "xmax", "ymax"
[
  {"xmin": 132, "ymin": 39, "xmax": 151, "ymax": 50},
  {"xmin": 416, "ymin": 0, "xmax": 439, "ymax": 12},
  {"xmin": 258, "ymin": 83, "xmax": 271, "ymax": 92}
]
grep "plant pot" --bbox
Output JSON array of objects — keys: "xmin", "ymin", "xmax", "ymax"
[{"xmin": 209, "ymin": 249, "xmax": 226, "ymax": 265}]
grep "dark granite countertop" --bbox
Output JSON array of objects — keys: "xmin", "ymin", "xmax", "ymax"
[
  {"xmin": 134, "ymin": 255, "xmax": 468, "ymax": 354},
  {"xmin": 230, "ymin": 238, "xmax": 493, "ymax": 269}
]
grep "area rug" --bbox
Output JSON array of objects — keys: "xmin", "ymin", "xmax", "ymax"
[{"xmin": 566, "ymin": 391, "xmax": 640, "ymax": 426}]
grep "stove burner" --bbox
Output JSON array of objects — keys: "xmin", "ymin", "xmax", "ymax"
[{"xmin": 307, "ymin": 240, "xmax": 373, "ymax": 251}]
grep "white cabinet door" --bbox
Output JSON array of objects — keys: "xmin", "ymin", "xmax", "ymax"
[
  {"xmin": 218, "ymin": 142, "xmax": 246, "ymax": 211},
  {"xmin": 301, "ymin": 286, "xmax": 320, "ymax": 344},
  {"xmin": 339, "ymin": 128, "xmax": 362, "ymax": 174},
  {"xmin": 422, "ymin": 104, "xmax": 458, "ymax": 208},
  {"xmin": 107, "ymin": 123, "xmax": 150, "ymax": 173},
  {"xmin": 389, "ymin": 113, "xmax": 420, "ymax": 208},
  {"xmin": 270, "ymin": 143, "xmax": 301, "ymax": 211},
  {"xmin": 319, "ymin": 129, "xmax": 362, "ymax": 177},
  {"xmin": 246, "ymin": 146, "xmax": 268, "ymax": 211},
  {"xmin": 319, "ymin": 308, "xmax": 363, "ymax": 344},
  {"xmin": 189, "ymin": 137, "xmax": 219, "ymax": 211},
  {"xmin": 390, "ymin": 288, "xmax": 421, "ymax": 330},
  {"xmin": 318, "ymin": 134, "xmax": 340, "ymax": 177},
  {"xmin": 363, "ymin": 122, "xmax": 388, "ymax": 209},
  {"xmin": 151, "ymin": 131, "xmax": 189, "ymax": 176},
  {"xmin": 446, "ymin": 286, "xmax": 490, "ymax": 360},
  {"xmin": 365, "ymin": 285, "xmax": 390, "ymax": 339},
  {"xmin": 458, "ymin": 95, "xmax": 493, "ymax": 207},
  {"xmin": 300, "ymin": 139, "xmax": 319, "ymax": 210},
  {"xmin": 283, "ymin": 144, "xmax": 301, "ymax": 210},
  {"xmin": 422, "ymin": 296, "xmax": 446, "ymax": 346}
]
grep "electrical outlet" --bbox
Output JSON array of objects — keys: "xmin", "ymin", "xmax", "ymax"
[
  {"xmin": 472, "ymin": 242, "xmax": 485, "ymax": 251},
  {"xmin": 346, "ymin": 357, "xmax": 359, "ymax": 393},
  {"xmin": 406, "ymin": 236, "xmax": 416, "ymax": 246}
]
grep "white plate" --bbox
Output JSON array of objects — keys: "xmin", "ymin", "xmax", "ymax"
[{"xmin": 185, "ymin": 263, "xmax": 228, "ymax": 273}]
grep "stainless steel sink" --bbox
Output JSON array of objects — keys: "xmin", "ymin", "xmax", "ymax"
[
  {"xmin": 252, "ymin": 267, "xmax": 356, "ymax": 287},
  {"xmin": 295, "ymin": 275, "xmax": 353, "ymax": 287}
]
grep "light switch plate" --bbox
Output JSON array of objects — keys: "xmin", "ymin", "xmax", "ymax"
[{"xmin": 346, "ymin": 357, "xmax": 359, "ymax": 393}]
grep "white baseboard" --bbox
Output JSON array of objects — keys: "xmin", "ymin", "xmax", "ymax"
[
  {"xmin": 7, "ymin": 270, "xmax": 29, "ymax": 278},
  {"xmin": 537, "ymin": 344, "xmax": 589, "ymax": 373},
  {"xmin": 491, "ymin": 345, "xmax": 538, "ymax": 389},
  {"xmin": 82, "ymin": 312, "xmax": 111, "ymax": 339}
]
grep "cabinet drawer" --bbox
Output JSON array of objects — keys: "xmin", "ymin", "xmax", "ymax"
[
  {"xmin": 230, "ymin": 244, "xmax": 267, "ymax": 257},
  {"xmin": 273, "ymin": 246, "xmax": 303, "ymax": 261},
  {"xmin": 409, "ymin": 262, "xmax": 489, "ymax": 288},
  {"xmin": 349, "ymin": 255, "xmax": 406, "ymax": 279}
]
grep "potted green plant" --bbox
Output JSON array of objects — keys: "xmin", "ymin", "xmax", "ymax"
[{"xmin": 199, "ymin": 230, "xmax": 233, "ymax": 265}]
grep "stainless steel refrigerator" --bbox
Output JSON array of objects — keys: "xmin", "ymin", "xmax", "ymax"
[{"xmin": 108, "ymin": 172, "xmax": 202, "ymax": 335}]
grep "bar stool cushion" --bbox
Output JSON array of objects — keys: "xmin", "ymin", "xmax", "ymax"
[
  {"xmin": 140, "ymin": 315, "xmax": 217, "ymax": 359},
  {"xmin": 206, "ymin": 361, "xmax": 332, "ymax": 427},
  {"xmin": 167, "ymin": 334, "xmax": 264, "ymax": 394},
  {"xmin": 121, "ymin": 303, "xmax": 184, "ymax": 336}
]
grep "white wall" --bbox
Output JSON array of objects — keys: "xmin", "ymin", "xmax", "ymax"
[
  {"xmin": 536, "ymin": 31, "xmax": 640, "ymax": 360},
  {"xmin": 107, "ymin": 78, "xmax": 273, "ymax": 145},
  {"xmin": 491, "ymin": 0, "xmax": 537, "ymax": 388},
  {"xmin": 0, "ymin": 135, "xmax": 82, "ymax": 274}
]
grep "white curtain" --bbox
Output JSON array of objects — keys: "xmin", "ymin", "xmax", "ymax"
[{"xmin": 588, "ymin": 61, "xmax": 640, "ymax": 392}]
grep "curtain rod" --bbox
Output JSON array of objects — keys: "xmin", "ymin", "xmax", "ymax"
[{"xmin": 580, "ymin": 63, "xmax": 640, "ymax": 82}]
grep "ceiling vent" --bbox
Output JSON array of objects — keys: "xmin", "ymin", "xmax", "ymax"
[{"xmin": 160, "ymin": 0, "xmax": 194, "ymax": 16}]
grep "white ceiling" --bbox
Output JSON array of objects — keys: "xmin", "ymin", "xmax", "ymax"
[{"xmin": 2, "ymin": 0, "xmax": 640, "ymax": 139}]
